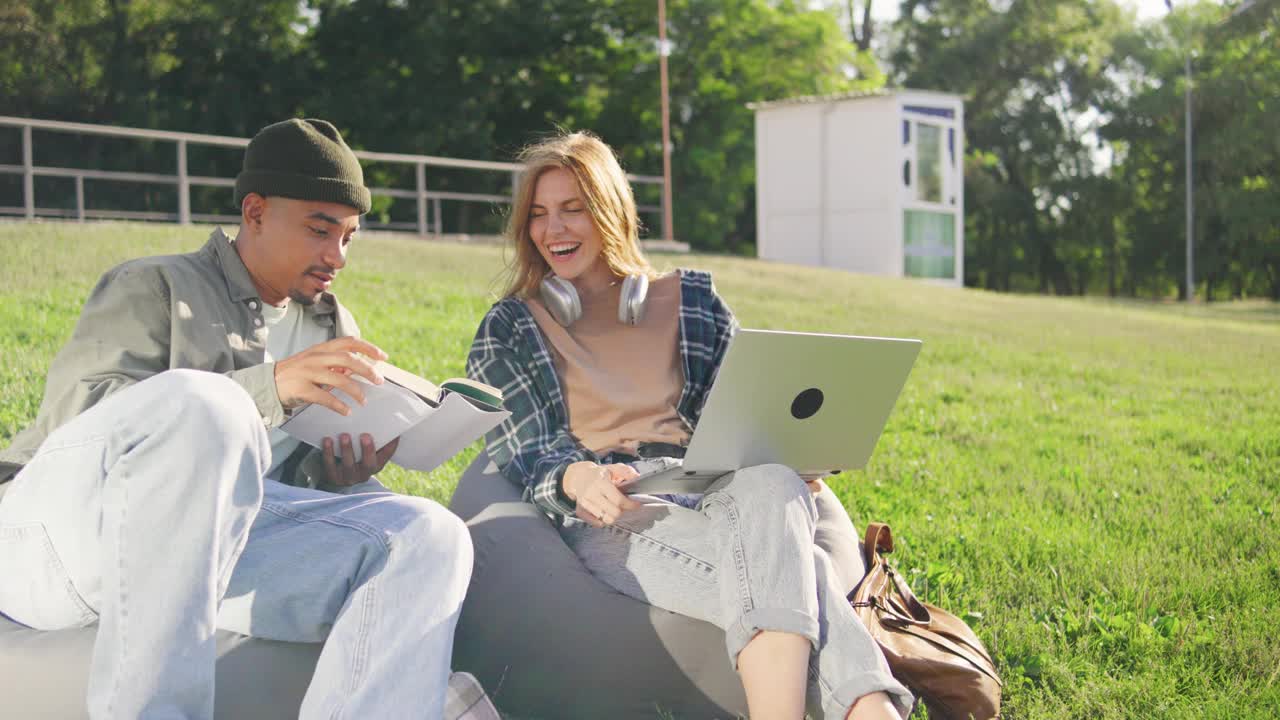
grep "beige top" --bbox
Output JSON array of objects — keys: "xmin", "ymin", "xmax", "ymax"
[
  {"xmin": 262, "ymin": 300, "xmax": 334, "ymax": 480},
  {"xmin": 527, "ymin": 272, "xmax": 690, "ymax": 456}
]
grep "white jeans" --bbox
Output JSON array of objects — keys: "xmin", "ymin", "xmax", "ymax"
[
  {"xmin": 560, "ymin": 464, "xmax": 914, "ymax": 719},
  {"xmin": 0, "ymin": 370, "xmax": 473, "ymax": 719}
]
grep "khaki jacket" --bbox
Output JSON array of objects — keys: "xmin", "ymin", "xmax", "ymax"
[{"xmin": 0, "ymin": 228, "xmax": 358, "ymax": 484}]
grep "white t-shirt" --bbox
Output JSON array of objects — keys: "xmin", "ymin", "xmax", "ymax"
[{"xmin": 262, "ymin": 300, "xmax": 332, "ymax": 480}]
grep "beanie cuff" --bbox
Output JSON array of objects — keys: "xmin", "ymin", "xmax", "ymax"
[{"xmin": 235, "ymin": 169, "xmax": 372, "ymax": 214}]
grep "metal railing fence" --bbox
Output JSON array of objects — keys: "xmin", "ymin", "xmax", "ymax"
[{"xmin": 0, "ymin": 116, "xmax": 665, "ymax": 237}]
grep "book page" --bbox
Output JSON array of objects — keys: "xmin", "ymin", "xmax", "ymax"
[
  {"xmin": 439, "ymin": 379, "xmax": 503, "ymax": 409},
  {"xmin": 391, "ymin": 392, "xmax": 511, "ymax": 472},
  {"xmin": 373, "ymin": 360, "xmax": 443, "ymax": 404},
  {"xmin": 280, "ymin": 378, "xmax": 435, "ymax": 462}
]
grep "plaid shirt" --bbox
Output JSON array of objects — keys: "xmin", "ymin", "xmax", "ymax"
[{"xmin": 466, "ymin": 269, "xmax": 738, "ymax": 518}]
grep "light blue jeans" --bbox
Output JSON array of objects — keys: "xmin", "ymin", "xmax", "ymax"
[
  {"xmin": 560, "ymin": 464, "xmax": 914, "ymax": 719},
  {"xmin": 0, "ymin": 370, "xmax": 472, "ymax": 719}
]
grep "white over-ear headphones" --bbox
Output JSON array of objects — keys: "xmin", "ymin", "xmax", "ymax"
[{"xmin": 539, "ymin": 273, "xmax": 649, "ymax": 327}]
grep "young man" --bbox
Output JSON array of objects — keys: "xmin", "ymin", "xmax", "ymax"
[{"xmin": 0, "ymin": 119, "xmax": 497, "ymax": 720}]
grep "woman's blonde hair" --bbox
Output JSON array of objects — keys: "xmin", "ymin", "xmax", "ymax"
[{"xmin": 502, "ymin": 132, "xmax": 656, "ymax": 298}]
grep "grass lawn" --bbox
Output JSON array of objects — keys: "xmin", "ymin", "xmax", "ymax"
[{"xmin": 1, "ymin": 221, "xmax": 1277, "ymax": 719}]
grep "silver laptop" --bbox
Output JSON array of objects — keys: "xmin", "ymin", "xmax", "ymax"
[{"xmin": 620, "ymin": 329, "xmax": 922, "ymax": 495}]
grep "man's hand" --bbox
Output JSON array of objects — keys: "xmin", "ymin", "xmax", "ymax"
[
  {"xmin": 275, "ymin": 337, "xmax": 388, "ymax": 415},
  {"xmin": 320, "ymin": 434, "xmax": 399, "ymax": 489},
  {"xmin": 563, "ymin": 461, "xmax": 641, "ymax": 527}
]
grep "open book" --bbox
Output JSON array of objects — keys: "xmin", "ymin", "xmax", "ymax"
[{"xmin": 280, "ymin": 360, "xmax": 510, "ymax": 473}]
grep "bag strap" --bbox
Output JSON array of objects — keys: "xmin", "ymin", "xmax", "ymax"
[
  {"xmin": 862, "ymin": 523, "xmax": 930, "ymax": 624},
  {"xmin": 885, "ymin": 564, "xmax": 997, "ymax": 669},
  {"xmin": 885, "ymin": 565, "xmax": 933, "ymax": 623},
  {"xmin": 884, "ymin": 589, "xmax": 932, "ymax": 626},
  {"xmin": 860, "ymin": 521, "xmax": 1002, "ymax": 688},
  {"xmin": 879, "ymin": 593, "xmax": 998, "ymax": 672},
  {"xmin": 926, "ymin": 611, "xmax": 999, "ymax": 669},
  {"xmin": 891, "ymin": 622, "xmax": 1004, "ymax": 686},
  {"xmin": 862, "ymin": 522, "xmax": 894, "ymax": 569}
]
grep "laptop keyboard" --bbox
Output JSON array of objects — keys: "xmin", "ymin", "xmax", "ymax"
[{"xmin": 627, "ymin": 456, "xmax": 684, "ymax": 479}]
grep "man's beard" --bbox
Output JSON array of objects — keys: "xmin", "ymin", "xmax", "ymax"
[
  {"xmin": 288, "ymin": 289, "xmax": 320, "ymax": 306},
  {"xmin": 289, "ymin": 265, "xmax": 335, "ymax": 306}
]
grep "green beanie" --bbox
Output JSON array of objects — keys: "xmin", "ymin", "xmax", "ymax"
[{"xmin": 234, "ymin": 118, "xmax": 371, "ymax": 214}]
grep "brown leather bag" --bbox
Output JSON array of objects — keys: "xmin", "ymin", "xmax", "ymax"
[{"xmin": 849, "ymin": 523, "xmax": 1002, "ymax": 720}]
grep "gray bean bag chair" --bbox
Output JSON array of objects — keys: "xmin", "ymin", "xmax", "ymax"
[
  {"xmin": 0, "ymin": 481, "xmax": 324, "ymax": 719},
  {"xmin": 449, "ymin": 451, "xmax": 867, "ymax": 719},
  {"xmin": 0, "ymin": 453, "xmax": 866, "ymax": 720}
]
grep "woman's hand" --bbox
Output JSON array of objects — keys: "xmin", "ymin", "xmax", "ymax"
[
  {"xmin": 799, "ymin": 473, "xmax": 828, "ymax": 495},
  {"xmin": 562, "ymin": 461, "xmax": 641, "ymax": 527}
]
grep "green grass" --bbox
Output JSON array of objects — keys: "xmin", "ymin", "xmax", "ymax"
[{"xmin": 2, "ymin": 221, "xmax": 1278, "ymax": 718}]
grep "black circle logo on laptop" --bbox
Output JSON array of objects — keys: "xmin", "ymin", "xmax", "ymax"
[{"xmin": 791, "ymin": 388, "xmax": 824, "ymax": 420}]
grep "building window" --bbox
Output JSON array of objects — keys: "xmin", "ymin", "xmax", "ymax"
[
  {"xmin": 904, "ymin": 209, "xmax": 955, "ymax": 279},
  {"xmin": 916, "ymin": 123, "xmax": 943, "ymax": 204},
  {"xmin": 903, "ymin": 104, "xmax": 955, "ymax": 120}
]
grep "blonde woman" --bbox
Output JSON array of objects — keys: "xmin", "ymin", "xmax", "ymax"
[{"xmin": 466, "ymin": 132, "xmax": 912, "ymax": 720}]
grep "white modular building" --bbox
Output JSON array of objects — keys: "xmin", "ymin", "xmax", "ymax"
[{"xmin": 750, "ymin": 89, "xmax": 965, "ymax": 285}]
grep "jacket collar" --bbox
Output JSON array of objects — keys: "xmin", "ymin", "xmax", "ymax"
[{"xmin": 203, "ymin": 227, "xmax": 340, "ymax": 322}]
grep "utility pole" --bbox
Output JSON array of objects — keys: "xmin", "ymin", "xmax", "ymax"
[
  {"xmin": 1166, "ymin": 0, "xmax": 1194, "ymax": 301},
  {"xmin": 1184, "ymin": 47, "xmax": 1194, "ymax": 302},
  {"xmin": 658, "ymin": 0, "xmax": 675, "ymax": 241}
]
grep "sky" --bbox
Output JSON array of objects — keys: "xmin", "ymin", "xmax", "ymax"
[{"xmin": 1125, "ymin": 0, "xmax": 1179, "ymax": 19}]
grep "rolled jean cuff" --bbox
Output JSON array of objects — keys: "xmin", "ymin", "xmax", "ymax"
[
  {"xmin": 726, "ymin": 607, "xmax": 820, "ymax": 666},
  {"xmin": 825, "ymin": 669, "xmax": 915, "ymax": 720}
]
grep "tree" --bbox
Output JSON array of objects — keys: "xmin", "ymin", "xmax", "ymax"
[
  {"xmin": 889, "ymin": 0, "xmax": 1134, "ymax": 294},
  {"xmin": 1099, "ymin": 0, "xmax": 1280, "ymax": 299},
  {"xmin": 845, "ymin": 0, "xmax": 876, "ymax": 51},
  {"xmin": 305, "ymin": 0, "xmax": 876, "ymax": 249},
  {"xmin": 596, "ymin": 0, "xmax": 879, "ymax": 251},
  {"xmin": 4, "ymin": 0, "xmax": 1271, "ymax": 286},
  {"xmin": 0, "ymin": 0, "xmax": 310, "ymax": 215}
]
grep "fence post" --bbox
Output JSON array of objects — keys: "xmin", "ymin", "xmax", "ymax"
[
  {"xmin": 22, "ymin": 125, "xmax": 34, "ymax": 220},
  {"xmin": 433, "ymin": 197, "xmax": 443, "ymax": 236},
  {"xmin": 416, "ymin": 162, "xmax": 427, "ymax": 237},
  {"xmin": 177, "ymin": 139, "xmax": 190, "ymax": 225},
  {"xmin": 75, "ymin": 176, "xmax": 85, "ymax": 222},
  {"xmin": 658, "ymin": 181, "xmax": 668, "ymax": 241}
]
